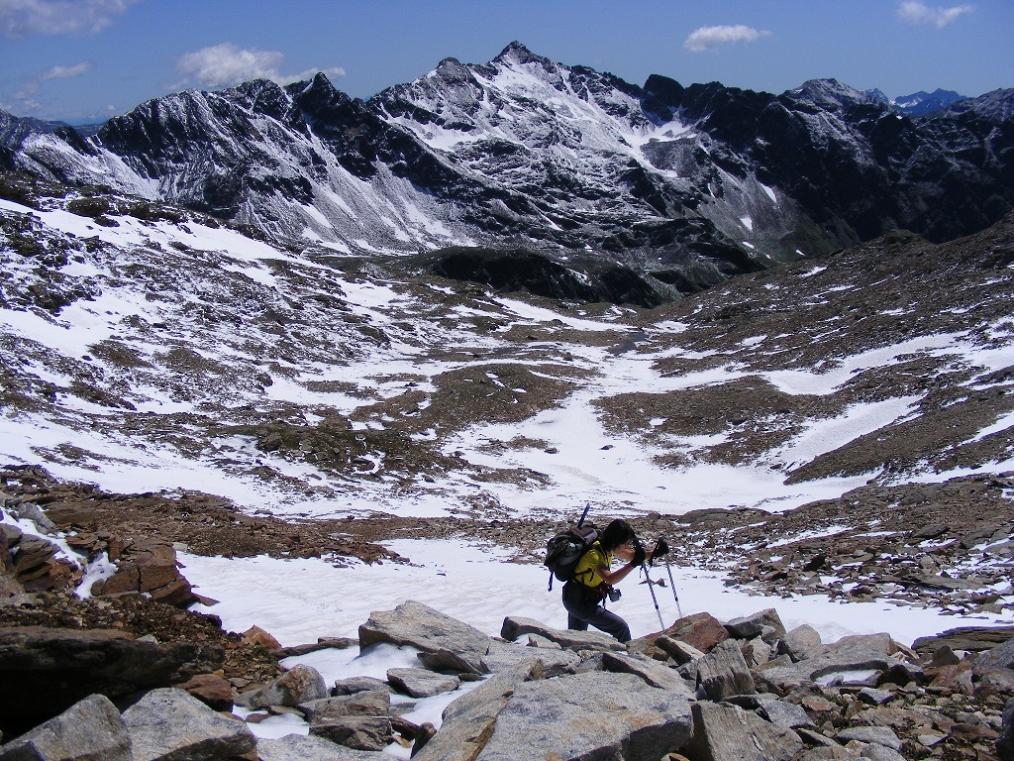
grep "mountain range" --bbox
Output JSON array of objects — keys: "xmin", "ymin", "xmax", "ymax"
[{"xmin": 2, "ymin": 42, "xmax": 1013, "ymax": 295}]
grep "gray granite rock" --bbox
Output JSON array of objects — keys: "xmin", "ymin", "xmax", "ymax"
[
  {"xmin": 858, "ymin": 687, "xmax": 894, "ymax": 705},
  {"xmin": 239, "ymin": 663, "xmax": 328, "ymax": 708},
  {"xmin": 601, "ymin": 651, "xmax": 694, "ymax": 694},
  {"xmin": 500, "ymin": 616, "xmax": 625, "ymax": 652},
  {"xmin": 756, "ymin": 645, "xmax": 891, "ymax": 692},
  {"xmin": 122, "ymin": 687, "xmax": 255, "ymax": 761},
  {"xmin": 696, "ymin": 639, "xmax": 755, "ymax": 700},
  {"xmin": 725, "ymin": 693, "xmax": 813, "ymax": 729},
  {"xmin": 387, "ymin": 667, "xmax": 460, "ymax": 698},
  {"xmin": 780, "ymin": 624, "xmax": 822, "ymax": 662},
  {"xmin": 481, "ymin": 639, "xmax": 580, "ymax": 676},
  {"xmin": 256, "ymin": 733, "xmax": 381, "ymax": 760},
  {"xmin": 299, "ymin": 690, "xmax": 390, "ymax": 722},
  {"xmin": 836, "ymin": 725, "xmax": 902, "ymax": 751},
  {"xmin": 975, "ymin": 636, "xmax": 1014, "ymax": 673},
  {"xmin": 359, "ymin": 601, "xmax": 491, "ymax": 674},
  {"xmin": 309, "ymin": 715, "xmax": 392, "ymax": 752},
  {"xmin": 725, "ymin": 609, "xmax": 786, "ymax": 640},
  {"xmin": 655, "ymin": 635, "xmax": 705, "ymax": 665},
  {"xmin": 332, "ymin": 676, "xmax": 390, "ymax": 696},
  {"xmin": 471, "ymin": 672, "xmax": 692, "ymax": 761},
  {"xmin": 0, "ymin": 694, "xmax": 131, "ymax": 761},
  {"xmin": 689, "ymin": 701, "xmax": 803, "ymax": 761},
  {"xmin": 412, "ymin": 662, "xmax": 541, "ymax": 761}
]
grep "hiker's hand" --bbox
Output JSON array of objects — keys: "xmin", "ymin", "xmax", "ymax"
[
  {"xmin": 631, "ymin": 544, "xmax": 646, "ymax": 567},
  {"xmin": 653, "ymin": 538, "xmax": 669, "ymax": 559}
]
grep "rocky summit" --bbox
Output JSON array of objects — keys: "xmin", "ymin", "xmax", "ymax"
[{"xmin": 2, "ymin": 43, "xmax": 1013, "ymax": 292}]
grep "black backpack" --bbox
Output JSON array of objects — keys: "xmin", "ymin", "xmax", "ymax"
[{"xmin": 544, "ymin": 523, "xmax": 599, "ymax": 591}]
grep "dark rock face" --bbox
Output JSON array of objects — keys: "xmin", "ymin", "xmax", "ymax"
[
  {"xmin": 425, "ymin": 246, "xmax": 664, "ymax": 306},
  {"xmin": 3, "ymin": 45, "xmax": 1013, "ymax": 296},
  {"xmin": 0, "ymin": 626, "xmax": 223, "ymax": 737}
]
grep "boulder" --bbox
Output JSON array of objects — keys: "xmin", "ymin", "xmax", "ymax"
[
  {"xmin": 466, "ymin": 672, "xmax": 693, "ymax": 761},
  {"xmin": 913, "ymin": 625, "xmax": 1014, "ymax": 655},
  {"xmin": 725, "ymin": 693, "xmax": 813, "ymax": 729},
  {"xmin": 482, "ymin": 640, "xmax": 580, "ymax": 677},
  {"xmin": 724, "ymin": 609, "xmax": 786, "ymax": 640},
  {"xmin": 92, "ymin": 540, "xmax": 195, "ymax": 607},
  {"xmin": 689, "ymin": 701, "xmax": 803, "ymax": 761},
  {"xmin": 0, "ymin": 626, "xmax": 222, "ymax": 738},
  {"xmin": 878, "ymin": 661, "xmax": 925, "ymax": 686},
  {"xmin": 175, "ymin": 673, "xmax": 233, "ymax": 711},
  {"xmin": 744, "ymin": 636, "xmax": 773, "ymax": 667},
  {"xmin": 387, "ymin": 668, "xmax": 460, "ymax": 698},
  {"xmin": 417, "ymin": 647, "xmax": 488, "ymax": 674},
  {"xmin": 333, "ymin": 676, "xmax": 390, "ymax": 696},
  {"xmin": 858, "ymin": 687, "xmax": 894, "ymax": 706},
  {"xmin": 696, "ymin": 639, "xmax": 755, "ymax": 700},
  {"xmin": 122, "ymin": 687, "xmax": 254, "ymax": 761},
  {"xmin": 998, "ymin": 697, "xmax": 1014, "ymax": 761},
  {"xmin": 835, "ymin": 726, "xmax": 902, "ymax": 751},
  {"xmin": 300, "ymin": 690, "xmax": 390, "ymax": 723},
  {"xmin": 655, "ymin": 636, "xmax": 705, "ymax": 665},
  {"xmin": 412, "ymin": 661, "xmax": 542, "ymax": 761},
  {"xmin": 241, "ymin": 625, "xmax": 281, "ymax": 650},
  {"xmin": 256, "ymin": 733, "xmax": 380, "ymax": 760},
  {"xmin": 649, "ymin": 612, "xmax": 729, "ymax": 653},
  {"xmin": 239, "ymin": 664, "xmax": 327, "ymax": 708},
  {"xmin": 309, "ymin": 716, "xmax": 391, "ymax": 752},
  {"xmin": 780, "ymin": 625, "xmax": 822, "ymax": 662},
  {"xmin": 7, "ymin": 533, "xmax": 79, "ymax": 593},
  {"xmin": 601, "ymin": 651, "xmax": 694, "ymax": 694},
  {"xmin": 755, "ymin": 643, "xmax": 891, "ymax": 693},
  {"xmin": 975, "ymin": 636, "xmax": 1014, "ymax": 673},
  {"xmin": 0, "ymin": 694, "xmax": 131, "ymax": 761},
  {"xmin": 862, "ymin": 745, "xmax": 907, "ymax": 761},
  {"xmin": 359, "ymin": 601, "xmax": 490, "ymax": 674},
  {"xmin": 500, "ymin": 616, "xmax": 625, "ymax": 652}
]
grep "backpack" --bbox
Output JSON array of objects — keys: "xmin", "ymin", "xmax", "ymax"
[{"xmin": 544, "ymin": 523, "xmax": 599, "ymax": 591}]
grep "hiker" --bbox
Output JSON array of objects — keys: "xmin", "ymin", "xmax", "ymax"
[{"xmin": 562, "ymin": 518, "xmax": 668, "ymax": 643}]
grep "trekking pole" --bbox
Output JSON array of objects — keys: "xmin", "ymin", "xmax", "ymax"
[
  {"xmin": 663, "ymin": 557, "xmax": 683, "ymax": 619},
  {"xmin": 641, "ymin": 564, "xmax": 665, "ymax": 630}
]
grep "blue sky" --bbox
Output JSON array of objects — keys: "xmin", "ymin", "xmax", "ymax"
[{"xmin": 1, "ymin": 0, "xmax": 1012, "ymax": 122}]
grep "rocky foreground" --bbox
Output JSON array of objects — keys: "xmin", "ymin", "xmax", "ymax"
[
  {"xmin": 2, "ymin": 597, "xmax": 1014, "ymax": 761},
  {"xmin": 3, "ymin": 464, "xmax": 1014, "ymax": 759}
]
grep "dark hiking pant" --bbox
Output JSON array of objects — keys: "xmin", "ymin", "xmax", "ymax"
[{"xmin": 562, "ymin": 581, "xmax": 631, "ymax": 643}]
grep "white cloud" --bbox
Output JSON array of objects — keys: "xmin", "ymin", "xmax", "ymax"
[
  {"xmin": 896, "ymin": 1, "xmax": 973, "ymax": 27},
  {"xmin": 41, "ymin": 61, "xmax": 92, "ymax": 80},
  {"xmin": 684, "ymin": 24, "xmax": 771, "ymax": 53},
  {"xmin": 0, "ymin": 0, "xmax": 135, "ymax": 38},
  {"xmin": 176, "ymin": 42, "xmax": 346, "ymax": 90}
]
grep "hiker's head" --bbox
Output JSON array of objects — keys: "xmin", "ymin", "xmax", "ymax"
[{"xmin": 600, "ymin": 519, "xmax": 635, "ymax": 552}]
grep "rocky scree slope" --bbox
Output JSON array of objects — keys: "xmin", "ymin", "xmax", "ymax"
[
  {"xmin": 2, "ymin": 42, "xmax": 1013, "ymax": 292},
  {"xmin": 1, "ymin": 177, "xmax": 1013, "ymax": 518}
]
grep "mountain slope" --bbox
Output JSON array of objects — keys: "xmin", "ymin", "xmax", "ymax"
[
  {"xmin": 3, "ymin": 43, "xmax": 1014, "ymax": 292},
  {"xmin": 1, "ymin": 176, "xmax": 1012, "ymax": 520}
]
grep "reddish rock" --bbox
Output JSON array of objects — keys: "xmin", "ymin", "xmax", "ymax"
[
  {"xmin": 177, "ymin": 673, "xmax": 234, "ymax": 711},
  {"xmin": 92, "ymin": 540, "xmax": 195, "ymax": 608},
  {"xmin": 242, "ymin": 625, "xmax": 282, "ymax": 650},
  {"xmin": 652, "ymin": 612, "xmax": 729, "ymax": 653}
]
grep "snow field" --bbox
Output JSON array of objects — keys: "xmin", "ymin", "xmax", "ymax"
[{"xmin": 181, "ymin": 538, "xmax": 1012, "ymax": 673}]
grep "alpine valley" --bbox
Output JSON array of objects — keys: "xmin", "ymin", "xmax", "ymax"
[{"xmin": 1, "ymin": 43, "xmax": 1013, "ymax": 761}]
